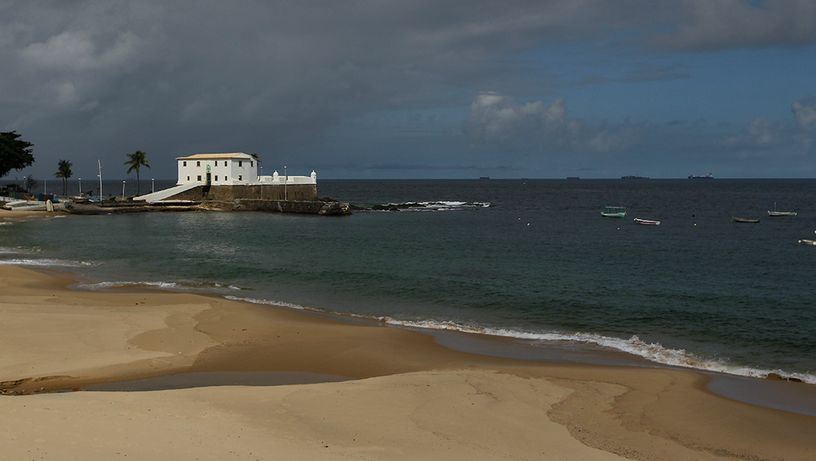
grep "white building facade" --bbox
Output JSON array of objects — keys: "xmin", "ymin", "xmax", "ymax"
[{"xmin": 176, "ymin": 153, "xmax": 315, "ymax": 186}]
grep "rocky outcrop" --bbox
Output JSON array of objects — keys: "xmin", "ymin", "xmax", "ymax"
[{"xmin": 318, "ymin": 201, "xmax": 351, "ymax": 216}]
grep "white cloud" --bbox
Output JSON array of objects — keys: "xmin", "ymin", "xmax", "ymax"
[
  {"xmin": 20, "ymin": 30, "xmax": 140, "ymax": 71},
  {"xmin": 54, "ymin": 81, "xmax": 79, "ymax": 107},
  {"xmin": 748, "ymin": 118, "xmax": 774, "ymax": 146},
  {"xmin": 467, "ymin": 93, "xmax": 633, "ymax": 153},
  {"xmin": 469, "ymin": 93, "xmax": 572, "ymax": 138},
  {"xmin": 792, "ymin": 98, "xmax": 816, "ymax": 130}
]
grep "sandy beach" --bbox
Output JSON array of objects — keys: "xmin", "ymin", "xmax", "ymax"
[{"xmin": 0, "ymin": 265, "xmax": 814, "ymax": 460}]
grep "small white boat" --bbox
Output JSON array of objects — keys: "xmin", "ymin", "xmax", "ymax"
[
  {"xmin": 732, "ymin": 216, "xmax": 760, "ymax": 224},
  {"xmin": 601, "ymin": 206, "xmax": 626, "ymax": 218},
  {"xmin": 3, "ymin": 200, "xmax": 46, "ymax": 211},
  {"xmin": 768, "ymin": 210, "xmax": 797, "ymax": 217},
  {"xmin": 768, "ymin": 202, "xmax": 797, "ymax": 217},
  {"xmin": 633, "ymin": 218, "xmax": 661, "ymax": 226},
  {"xmin": 798, "ymin": 239, "xmax": 816, "ymax": 246}
]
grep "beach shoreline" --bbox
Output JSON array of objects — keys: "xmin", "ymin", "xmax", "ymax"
[{"xmin": 1, "ymin": 264, "xmax": 814, "ymax": 460}]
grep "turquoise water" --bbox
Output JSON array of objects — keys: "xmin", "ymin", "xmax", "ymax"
[{"xmin": 2, "ymin": 179, "xmax": 815, "ymax": 382}]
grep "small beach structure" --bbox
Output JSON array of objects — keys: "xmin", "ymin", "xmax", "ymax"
[{"xmin": 135, "ymin": 152, "xmax": 318, "ymax": 203}]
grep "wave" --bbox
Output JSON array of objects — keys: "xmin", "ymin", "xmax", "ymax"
[
  {"xmin": 221, "ymin": 294, "xmax": 816, "ymax": 384},
  {"xmin": 78, "ymin": 280, "xmax": 243, "ymax": 291},
  {"xmin": 364, "ymin": 201, "xmax": 492, "ymax": 212},
  {"xmin": 377, "ymin": 318, "xmax": 816, "ymax": 384},
  {"xmin": 224, "ymin": 295, "xmax": 311, "ymax": 311},
  {"xmin": 0, "ymin": 258, "xmax": 96, "ymax": 267},
  {"xmin": 0, "ymin": 246, "xmax": 41, "ymax": 255}
]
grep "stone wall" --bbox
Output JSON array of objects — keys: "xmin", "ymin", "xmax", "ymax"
[{"xmin": 167, "ymin": 184, "xmax": 318, "ymax": 202}]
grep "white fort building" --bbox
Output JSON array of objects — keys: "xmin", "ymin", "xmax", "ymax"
[
  {"xmin": 176, "ymin": 153, "xmax": 315, "ymax": 186},
  {"xmin": 135, "ymin": 152, "xmax": 317, "ymax": 203}
]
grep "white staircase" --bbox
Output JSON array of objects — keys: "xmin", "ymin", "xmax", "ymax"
[{"xmin": 134, "ymin": 183, "xmax": 199, "ymax": 203}]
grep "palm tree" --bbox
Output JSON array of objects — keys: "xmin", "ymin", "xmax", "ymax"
[
  {"xmin": 55, "ymin": 159, "xmax": 72, "ymax": 195},
  {"xmin": 124, "ymin": 151, "xmax": 150, "ymax": 195}
]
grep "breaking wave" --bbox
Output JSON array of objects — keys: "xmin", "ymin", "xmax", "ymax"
[
  {"xmin": 77, "ymin": 280, "xmax": 243, "ymax": 291},
  {"xmin": 0, "ymin": 246, "xmax": 40, "ymax": 255},
  {"xmin": 365, "ymin": 201, "xmax": 492, "ymax": 212},
  {"xmin": 221, "ymin": 294, "xmax": 816, "ymax": 384},
  {"xmin": 0, "ymin": 258, "xmax": 96, "ymax": 267},
  {"xmin": 376, "ymin": 318, "xmax": 816, "ymax": 384},
  {"xmin": 224, "ymin": 295, "xmax": 311, "ymax": 311}
]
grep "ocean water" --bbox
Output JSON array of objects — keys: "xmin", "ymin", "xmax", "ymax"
[{"xmin": 2, "ymin": 179, "xmax": 815, "ymax": 382}]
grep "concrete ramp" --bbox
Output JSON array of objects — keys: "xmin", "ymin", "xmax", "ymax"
[{"xmin": 134, "ymin": 183, "xmax": 199, "ymax": 203}]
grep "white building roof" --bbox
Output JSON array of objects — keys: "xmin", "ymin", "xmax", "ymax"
[{"xmin": 176, "ymin": 152, "xmax": 255, "ymax": 161}]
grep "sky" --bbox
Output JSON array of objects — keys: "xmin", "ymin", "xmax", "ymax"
[{"xmin": 1, "ymin": 0, "xmax": 815, "ymax": 180}]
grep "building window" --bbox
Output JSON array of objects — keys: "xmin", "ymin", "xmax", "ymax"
[
  {"xmin": 214, "ymin": 175, "xmax": 218, "ymax": 181},
  {"xmin": 225, "ymin": 176, "xmax": 228, "ymax": 181},
  {"xmin": 238, "ymin": 175, "xmax": 242, "ymax": 181},
  {"xmin": 187, "ymin": 176, "xmax": 190, "ymax": 181},
  {"xmin": 183, "ymin": 161, "xmax": 187, "ymax": 167},
  {"xmin": 250, "ymin": 161, "xmax": 253, "ymax": 167},
  {"xmin": 197, "ymin": 175, "xmax": 202, "ymax": 181},
  {"xmin": 196, "ymin": 161, "xmax": 201, "ymax": 167},
  {"xmin": 238, "ymin": 161, "xmax": 242, "ymax": 167},
  {"xmin": 224, "ymin": 161, "xmax": 228, "ymax": 166}
]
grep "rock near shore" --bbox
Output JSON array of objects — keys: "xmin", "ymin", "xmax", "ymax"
[{"xmin": 318, "ymin": 201, "xmax": 351, "ymax": 216}]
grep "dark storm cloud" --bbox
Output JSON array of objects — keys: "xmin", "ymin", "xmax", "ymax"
[
  {"xmin": 1, "ymin": 0, "xmax": 814, "ymax": 178},
  {"xmin": 662, "ymin": 0, "xmax": 816, "ymax": 51},
  {"xmin": 1, "ymin": 0, "xmax": 634, "ymax": 176}
]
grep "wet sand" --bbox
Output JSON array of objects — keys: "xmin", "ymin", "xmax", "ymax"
[{"xmin": 0, "ymin": 265, "xmax": 814, "ymax": 460}]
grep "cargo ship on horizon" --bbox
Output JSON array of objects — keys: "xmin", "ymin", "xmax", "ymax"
[{"xmin": 688, "ymin": 173, "xmax": 714, "ymax": 179}]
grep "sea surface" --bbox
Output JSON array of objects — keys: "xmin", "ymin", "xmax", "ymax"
[{"xmin": 2, "ymin": 179, "xmax": 815, "ymax": 382}]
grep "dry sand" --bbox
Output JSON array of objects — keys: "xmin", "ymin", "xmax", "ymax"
[{"xmin": 0, "ymin": 265, "xmax": 813, "ymax": 460}]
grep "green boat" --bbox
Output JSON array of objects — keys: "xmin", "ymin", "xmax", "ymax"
[{"xmin": 601, "ymin": 206, "xmax": 627, "ymax": 218}]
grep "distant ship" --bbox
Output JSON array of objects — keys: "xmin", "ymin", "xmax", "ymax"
[
  {"xmin": 688, "ymin": 173, "xmax": 714, "ymax": 179},
  {"xmin": 566, "ymin": 176, "xmax": 580, "ymax": 180},
  {"xmin": 621, "ymin": 175, "xmax": 650, "ymax": 180},
  {"xmin": 479, "ymin": 176, "xmax": 490, "ymax": 180}
]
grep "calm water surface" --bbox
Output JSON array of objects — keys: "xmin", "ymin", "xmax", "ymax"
[{"xmin": 2, "ymin": 179, "xmax": 815, "ymax": 381}]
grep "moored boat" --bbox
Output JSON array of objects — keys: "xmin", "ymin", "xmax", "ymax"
[
  {"xmin": 767, "ymin": 203, "xmax": 797, "ymax": 217},
  {"xmin": 798, "ymin": 239, "xmax": 816, "ymax": 246},
  {"xmin": 732, "ymin": 216, "xmax": 760, "ymax": 224},
  {"xmin": 601, "ymin": 206, "xmax": 626, "ymax": 218},
  {"xmin": 633, "ymin": 218, "xmax": 661, "ymax": 226},
  {"xmin": 768, "ymin": 211, "xmax": 797, "ymax": 217}
]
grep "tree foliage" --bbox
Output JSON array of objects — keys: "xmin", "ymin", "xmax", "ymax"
[
  {"xmin": 0, "ymin": 131, "xmax": 35, "ymax": 178},
  {"xmin": 124, "ymin": 150, "xmax": 150, "ymax": 195},
  {"xmin": 55, "ymin": 159, "xmax": 73, "ymax": 195}
]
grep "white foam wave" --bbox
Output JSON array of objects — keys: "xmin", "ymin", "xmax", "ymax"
[
  {"xmin": 224, "ymin": 295, "xmax": 314, "ymax": 310},
  {"xmin": 0, "ymin": 222, "xmax": 13, "ymax": 226},
  {"xmin": 370, "ymin": 201, "xmax": 492, "ymax": 212},
  {"xmin": 377, "ymin": 318, "xmax": 816, "ymax": 384},
  {"xmin": 412, "ymin": 201, "xmax": 492, "ymax": 210},
  {"xmin": 0, "ymin": 246, "xmax": 41, "ymax": 255},
  {"xmin": 78, "ymin": 280, "xmax": 244, "ymax": 291},
  {"xmin": 220, "ymin": 294, "xmax": 816, "ymax": 384},
  {"xmin": 77, "ymin": 281, "xmax": 181, "ymax": 290},
  {"xmin": 224, "ymin": 295, "xmax": 311, "ymax": 311},
  {"xmin": 0, "ymin": 258, "xmax": 96, "ymax": 267},
  {"xmin": 214, "ymin": 283, "xmax": 242, "ymax": 291}
]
